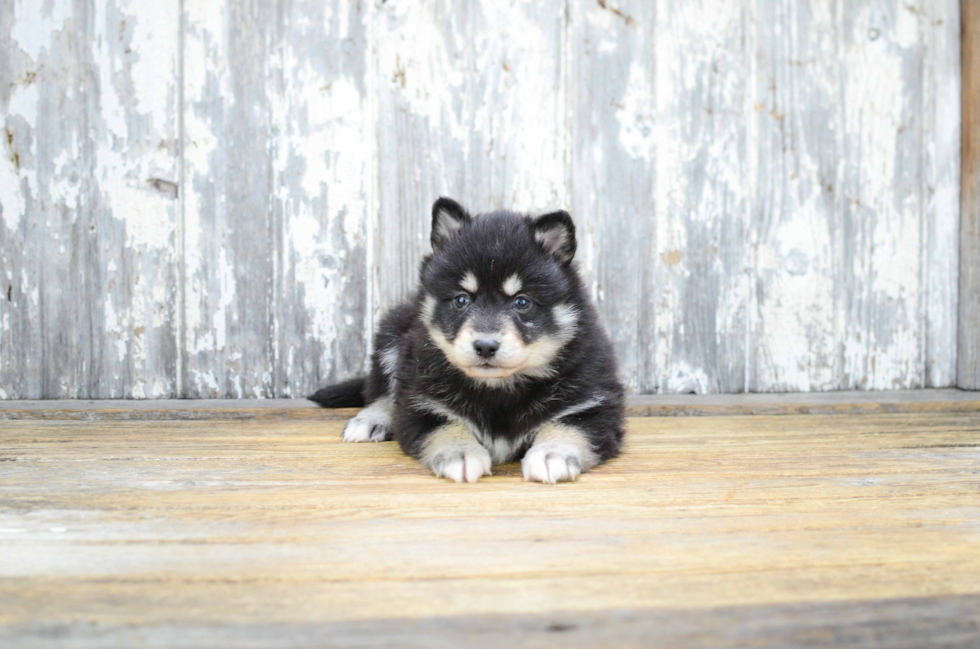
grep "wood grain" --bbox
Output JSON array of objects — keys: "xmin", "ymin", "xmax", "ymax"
[
  {"xmin": 1, "ymin": 407, "xmax": 979, "ymax": 646},
  {"xmin": 962, "ymin": 0, "xmax": 980, "ymax": 390},
  {"xmin": 4, "ymin": 596, "xmax": 978, "ymax": 648}
]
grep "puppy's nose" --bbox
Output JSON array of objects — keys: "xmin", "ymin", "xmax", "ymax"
[{"xmin": 473, "ymin": 339, "xmax": 500, "ymax": 358}]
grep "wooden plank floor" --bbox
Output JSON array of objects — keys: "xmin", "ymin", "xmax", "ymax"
[{"xmin": 1, "ymin": 400, "xmax": 979, "ymax": 647}]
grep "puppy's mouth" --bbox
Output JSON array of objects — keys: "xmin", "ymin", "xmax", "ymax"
[{"xmin": 460, "ymin": 361, "xmax": 525, "ymax": 379}]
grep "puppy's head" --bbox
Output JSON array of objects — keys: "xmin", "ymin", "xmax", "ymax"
[{"xmin": 420, "ymin": 197, "xmax": 580, "ymax": 385}]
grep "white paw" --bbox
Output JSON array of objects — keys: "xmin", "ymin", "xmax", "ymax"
[
  {"xmin": 429, "ymin": 443, "xmax": 492, "ymax": 483},
  {"xmin": 342, "ymin": 398, "xmax": 392, "ymax": 443},
  {"xmin": 522, "ymin": 443, "xmax": 584, "ymax": 483}
]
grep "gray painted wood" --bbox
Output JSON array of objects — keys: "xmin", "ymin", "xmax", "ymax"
[
  {"xmin": 924, "ymin": 0, "xmax": 962, "ymax": 388},
  {"xmin": 751, "ymin": 0, "xmax": 961, "ymax": 391},
  {"xmin": 0, "ymin": 0, "xmax": 966, "ymax": 398},
  {"xmin": 751, "ymin": 0, "xmax": 841, "ymax": 392},
  {"xmin": 570, "ymin": 0, "xmax": 750, "ymax": 395},
  {"xmin": 961, "ymin": 0, "xmax": 980, "ymax": 390},
  {"xmin": 651, "ymin": 0, "xmax": 750, "ymax": 395},
  {"xmin": 568, "ymin": 0, "xmax": 657, "ymax": 394},
  {"xmin": 0, "ymin": 0, "xmax": 179, "ymax": 399},
  {"xmin": 181, "ymin": 0, "xmax": 371, "ymax": 398},
  {"xmin": 269, "ymin": 0, "xmax": 371, "ymax": 397},
  {"xmin": 374, "ymin": 0, "xmax": 568, "ymax": 312},
  {"xmin": 836, "ymin": 0, "xmax": 955, "ymax": 391},
  {"xmin": 181, "ymin": 0, "xmax": 278, "ymax": 398}
]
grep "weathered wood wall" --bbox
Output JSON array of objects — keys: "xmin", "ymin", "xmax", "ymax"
[{"xmin": 0, "ymin": 0, "xmax": 963, "ymax": 398}]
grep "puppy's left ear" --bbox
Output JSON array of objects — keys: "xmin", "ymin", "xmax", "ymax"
[
  {"xmin": 431, "ymin": 197, "xmax": 472, "ymax": 250},
  {"xmin": 531, "ymin": 210, "xmax": 576, "ymax": 265}
]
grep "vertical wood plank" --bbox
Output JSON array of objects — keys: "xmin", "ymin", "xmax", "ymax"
[
  {"xmin": 0, "ymin": 0, "xmax": 179, "ymax": 399},
  {"xmin": 750, "ymin": 0, "xmax": 840, "ymax": 392},
  {"xmin": 0, "ymin": 0, "xmax": 49, "ymax": 399},
  {"xmin": 30, "ymin": 0, "xmax": 92, "ymax": 398},
  {"xmin": 271, "ymin": 0, "xmax": 372, "ymax": 395},
  {"xmin": 751, "ymin": 0, "xmax": 959, "ymax": 392},
  {"xmin": 461, "ymin": 2, "xmax": 568, "ymax": 212},
  {"xmin": 373, "ymin": 0, "xmax": 455, "ymax": 311},
  {"xmin": 373, "ymin": 0, "xmax": 568, "ymax": 312},
  {"xmin": 651, "ymin": 0, "xmax": 750, "ymax": 394},
  {"xmin": 837, "ymin": 1, "xmax": 926, "ymax": 390},
  {"xmin": 89, "ymin": 0, "xmax": 181, "ymax": 398},
  {"xmin": 923, "ymin": 0, "xmax": 961, "ymax": 387},
  {"xmin": 567, "ymin": 0, "xmax": 656, "ymax": 393},
  {"xmin": 182, "ymin": 0, "xmax": 277, "ymax": 398},
  {"xmin": 961, "ymin": 0, "xmax": 980, "ymax": 389}
]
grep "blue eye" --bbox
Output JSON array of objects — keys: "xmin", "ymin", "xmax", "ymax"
[
  {"xmin": 453, "ymin": 294, "xmax": 471, "ymax": 309},
  {"xmin": 513, "ymin": 296, "xmax": 532, "ymax": 312}
]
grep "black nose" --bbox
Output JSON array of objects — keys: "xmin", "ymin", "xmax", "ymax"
[{"xmin": 473, "ymin": 339, "xmax": 500, "ymax": 358}]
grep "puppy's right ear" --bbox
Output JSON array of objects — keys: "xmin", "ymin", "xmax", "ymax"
[{"xmin": 431, "ymin": 197, "xmax": 471, "ymax": 250}]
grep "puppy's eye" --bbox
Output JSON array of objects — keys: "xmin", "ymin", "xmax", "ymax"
[
  {"xmin": 453, "ymin": 294, "xmax": 471, "ymax": 309},
  {"xmin": 513, "ymin": 296, "xmax": 532, "ymax": 312}
]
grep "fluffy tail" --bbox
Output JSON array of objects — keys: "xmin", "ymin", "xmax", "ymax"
[{"xmin": 308, "ymin": 377, "xmax": 366, "ymax": 408}]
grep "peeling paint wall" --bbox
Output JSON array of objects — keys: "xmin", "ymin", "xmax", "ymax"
[{"xmin": 0, "ymin": 0, "xmax": 962, "ymax": 398}]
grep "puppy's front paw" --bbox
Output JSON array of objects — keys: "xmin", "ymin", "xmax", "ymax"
[
  {"xmin": 342, "ymin": 399, "xmax": 392, "ymax": 443},
  {"xmin": 429, "ymin": 443, "xmax": 492, "ymax": 483},
  {"xmin": 522, "ymin": 444, "xmax": 584, "ymax": 483},
  {"xmin": 342, "ymin": 418, "xmax": 389, "ymax": 443}
]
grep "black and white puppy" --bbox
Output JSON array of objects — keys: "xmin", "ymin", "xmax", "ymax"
[{"xmin": 310, "ymin": 198, "xmax": 625, "ymax": 483}]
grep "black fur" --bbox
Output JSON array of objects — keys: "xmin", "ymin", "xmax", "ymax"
[
  {"xmin": 311, "ymin": 198, "xmax": 625, "ymax": 481},
  {"xmin": 308, "ymin": 378, "xmax": 365, "ymax": 408}
]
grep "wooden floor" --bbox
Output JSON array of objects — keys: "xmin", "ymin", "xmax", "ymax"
[{"xmin": 1, "ymin": 393, "xmax": 979, "ymax": 648}]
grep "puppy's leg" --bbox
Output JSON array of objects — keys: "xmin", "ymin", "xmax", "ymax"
[
  {"xmin": 342, "ymin": 302, "xmax": 416, "ymax": 442},
  {"xmin": 342, "ymin": 395, "xmax": 393, "ymax": 442},
  {"xmin": 521, "ymin": 422, "xmax": 598, "ymax": 483},
  {"xmin": 420, "ymin": 421, "xmax": 492, "ymax": 483},
  {"xmin": 395, "ymin": 407, "xmax": 491, "ymax": 483},
  {"xmin": 522, "ymin": 402, "xmax": 624, "ymax": 483}
]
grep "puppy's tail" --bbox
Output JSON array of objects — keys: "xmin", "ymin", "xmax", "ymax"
[{"xmin": 308, "ymin": 378, "xmax": 366, "ymax": 408}]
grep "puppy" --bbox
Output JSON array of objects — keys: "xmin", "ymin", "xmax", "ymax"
[{"xmin": 310, "ymin": 197, "xmax": 625, "ymax": 483}]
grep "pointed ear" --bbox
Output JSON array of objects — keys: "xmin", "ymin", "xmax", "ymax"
[
  {"xmin": 531, "ymin": 210, "xmax": 576, "ymax": 265},
  {"xmin": 431, "ymin": 197, "xmax": 472, "ymax": 250}
]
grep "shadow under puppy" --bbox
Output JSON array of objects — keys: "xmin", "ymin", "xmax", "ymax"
[{"xmin": 310, "ymin": 197, "xmax": 625, "ymax": 483}]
